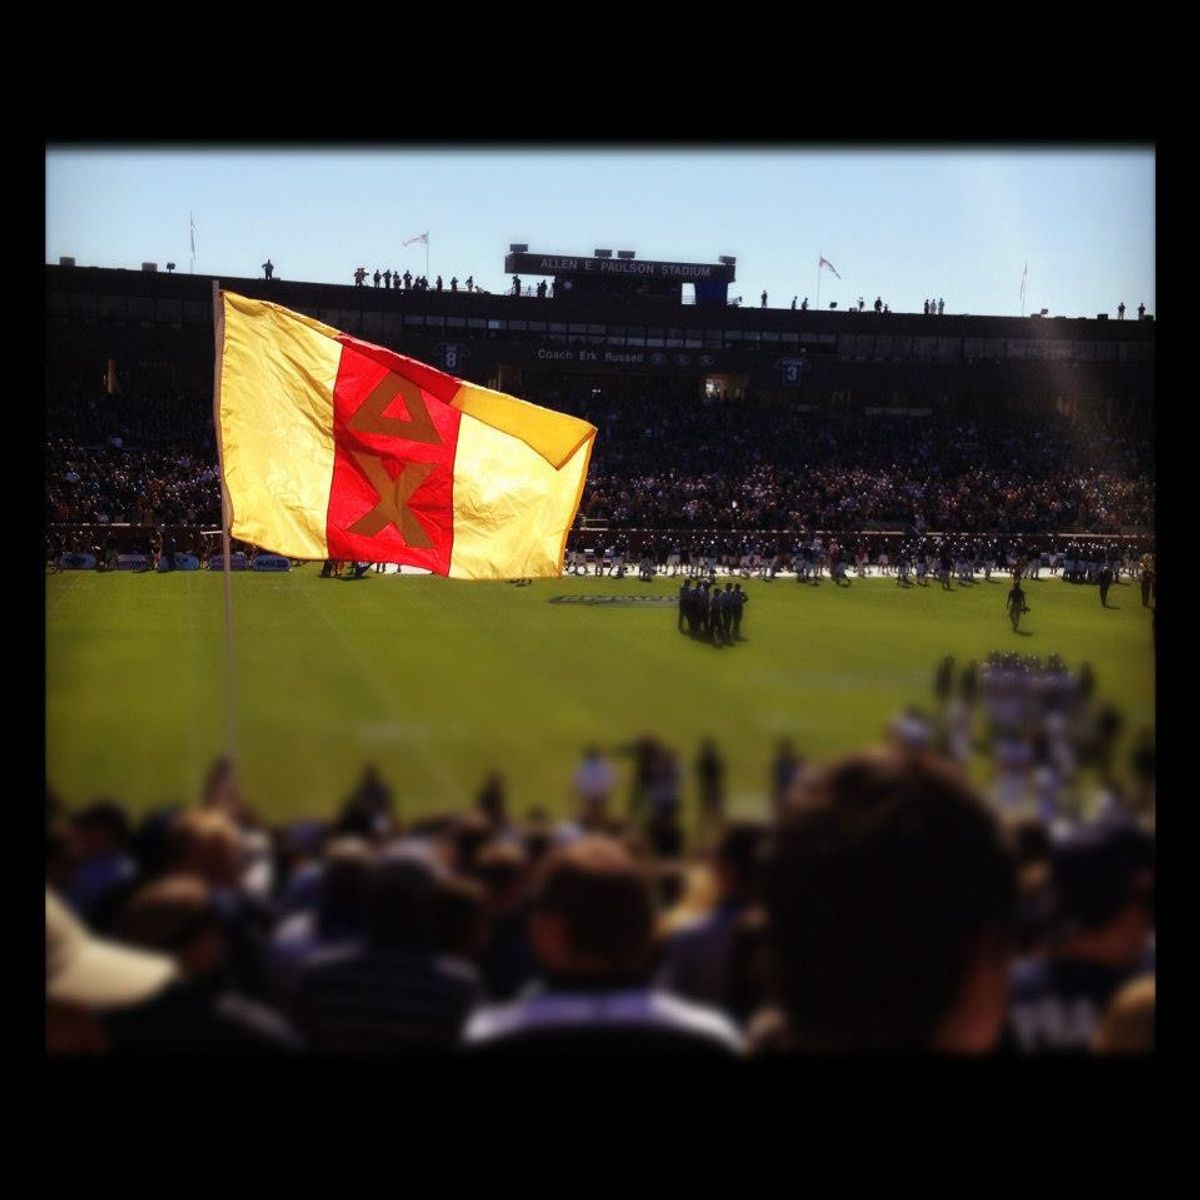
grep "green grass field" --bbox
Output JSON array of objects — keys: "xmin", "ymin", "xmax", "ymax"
[{"xmin": 46, "ymin": 567, "xmax": 1155, "ymax": 826}]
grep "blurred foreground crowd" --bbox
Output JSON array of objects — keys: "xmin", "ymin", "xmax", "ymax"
[{"xmin": 47, "ymin": 665, "xmax": 1154, "ymax": 1057}]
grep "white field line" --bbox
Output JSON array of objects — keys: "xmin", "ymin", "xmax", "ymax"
[{"xmin": 290, "ymin": 573, "xmax": 466, "ymax": 803}]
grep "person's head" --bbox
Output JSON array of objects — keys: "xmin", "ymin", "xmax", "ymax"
[
  {"xmin": 119, "ymin": 875, "xmax": 224, "ymax": 978},
  {"xmin": 713, "ymin": 822, "xmax": 768, "ymax": 904},
  {"xmin": 130, "ymin": 808, "xmax": 183, "ymax": 883},
  {"xmin": 451, "ymin": 811, "xmax": 495, "ymax": 874},
  {"xmin": 165, "ymin": 810, "xmax": 241, "ymax": 889},
  {"xmin": 1050, "ymin": 824, "xmax": 1154, "ymax": 967},
  {"xmin": 200, "ymin": 756, "xmax": 244, "ymax": 818},
  {"xmin": 476, "ymin": 840, "xmax": 530, "ymax": 912},
  {"xmin": 365, "ymin": 854, "xmax": 443, "ymax": 950},
  {"xmin": 427, "ymin": 875, "xmax": 489, "ymax": 960},
  {"xmin": 764, "ymin": 748, "xmax": 1016, "ymax": 1052},
  {"xmin": 73, "ymin": 800, "xmax": 131, "ymax": 859},
  {"xmin": 528, "ymin": 836, "xmax": 655, "ymax": 978},
  {"xmin": 320, "ymin": 836, "xmax": 374, "ymax": 927},
  {"xmin": 477, "ymin": 773, "xmax": 507, "ymax": 826}
]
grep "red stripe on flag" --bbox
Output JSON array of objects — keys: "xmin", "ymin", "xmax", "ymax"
[{"xmin": 325, "ymin": 340, "xmax": 462, "ymax": 572}]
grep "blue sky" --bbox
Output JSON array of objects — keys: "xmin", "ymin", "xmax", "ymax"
[{"xmin": 45, "ymin": 147, "xmax": 1155, "ymax": 318}]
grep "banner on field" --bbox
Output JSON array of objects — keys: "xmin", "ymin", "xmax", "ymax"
[
  {"xmin": 59, "ymin": 552, "xmax": 97, "ymax": 570},
  {"xmin": 252, "ymin": 554, "xmax": 292, "ymax": 572},
  {"xmin": 207, "ymin": 552, "xmax": 249, "ymax": 571},
  {"xmin": 158, "ymin": 553, "xmax": 200, "ymax": 572},
  {"xmin": 116, "ymin": 554, "xmax": 149, "ymax": 571}
]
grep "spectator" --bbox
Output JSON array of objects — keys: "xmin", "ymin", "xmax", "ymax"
[
  {"xmin": 475, "ymin": 840, "xmax": 538, "ymax": 1000},
  {"xmin": 695, "ymin": 737, "xmax": 726, "ymax": 835},
  {"xmin": 266, "ymin": 836, "xmax": 373, "ymax": 1001},
  {"xmin": 67, "ymin": 800, "xmax": 139, "ymax": 932},
  {"xmin": 293, "ymin": 855, "xmax": 484, "ymax": 1053},
  {"xmin": 573, "ymin": 745, "xmax": 616, "ymax": 828},
  {"xmin": 476, "ymin": 773, "xmax": 509, "ymax": 829},
  {"xmin": 759, "ymin": 748, "xmax": 1015, "ymax": 1052},
  {"xmin": 46, "ymin": 888, "xmax": 178, "ymax": 1055},
  {"xmin": 657, "ymin": 822, "xmax": 768, "ymax": 1024},
  {"xmin": 110, "ymin": 875, "xmax": 303, "ymax": 1053},
  {"xmin": 769, "ymin": 739, "xmax": 802, "ymax": 818},
  {"xmin": 1006, "ymin": 823, "xmax": 1154, "ymax": 1054},
  {"xmin": 463, "ymin": 837, "xmax": 744, "ymax": 1055},
  {"xmin": 165, "ymin": 809, "xmax": 274, "ymax": 998}
]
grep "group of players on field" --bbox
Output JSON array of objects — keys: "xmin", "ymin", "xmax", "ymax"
[
  {"xmin": 676, "ymin": 580, "xmax": 749, "ymax": 646},
  {"xmin": 564, "ymin": 532, "xmax": 1145, "ymax": 588}
]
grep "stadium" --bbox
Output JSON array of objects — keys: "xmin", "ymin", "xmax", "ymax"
[{"xmin": 45, "ymin": 164, "xmax": 1156, "ymax": 1056}]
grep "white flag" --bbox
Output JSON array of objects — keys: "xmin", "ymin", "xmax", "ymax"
[{"xmin": 818, "ymin": 255, "xmax": 841, "ymax": 280}]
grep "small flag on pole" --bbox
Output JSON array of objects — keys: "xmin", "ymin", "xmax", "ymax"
[
  {"xmin": 818, "ymin": 255, "xmax": 841, "ymax": 280},
  {"xmin": 403, "ymin": 232, "xmax": 429, "ymax": 246},
  {"xmin": 1020, "ymin": 262, "xmax": 1027, "ymax": 303},
  {"xmin": 190, "ymin": 213, "xmax": 196, "ymax": 258},
  {"xmin": 214, "ymin": 293, "xmax": 596, "ymax": 579}
]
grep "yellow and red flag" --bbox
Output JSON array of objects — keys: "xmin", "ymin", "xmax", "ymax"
[{"xmin": 215, "ymin": 291, "xmax": 595, "ymax": 579}]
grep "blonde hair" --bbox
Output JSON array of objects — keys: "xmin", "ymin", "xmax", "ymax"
[{"xmin": 1093, "ymin": 975, "xmax": 1155, "ymax": 1054}]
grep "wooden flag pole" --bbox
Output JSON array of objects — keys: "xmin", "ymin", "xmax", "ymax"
[{"xmin": 211, "ymin": 281, "xmax": 238, "ymax": 762}]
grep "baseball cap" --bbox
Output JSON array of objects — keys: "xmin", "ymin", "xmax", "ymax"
[{"xmin": 46, "ymin": 889, "xmax": 178, "ymax": 1009}]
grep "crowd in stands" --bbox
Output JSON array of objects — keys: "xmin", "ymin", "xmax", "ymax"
[
  {"xmin": 45, "ymin": 383, "xmax": 1154, "ymax": 546},
  {"xmin": 552, "ymin": 390, "xmax": 1154, "ymax": 534},
  {"xmin": 45, "ymin": 385, "xmax": 221, "ymax": 530},
  {"xmin": 354, "ymin": 269, "xmax": 477, "ymax": 293},
  {"xmin": 46, "ymin": 649, "xmax": 1155, "ymax": 1056}
]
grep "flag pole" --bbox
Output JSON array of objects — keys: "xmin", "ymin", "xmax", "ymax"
[
  {"xmin": 425, "ymin": 235, "xmax": 430, "ymax": 283},
  {"xmin": 211, "ymin": 280, "xmax": 238, "ymax": 763},
  {"xmin": 816, "ymin": 257, "xmax": 822, "ymax": 311}
]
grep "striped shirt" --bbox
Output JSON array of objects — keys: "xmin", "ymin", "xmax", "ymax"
[
  {"xmin": 294, "ymin": 946, "xmax": 481, "ymax": 1054},
  {"xmin": 463, "ymin": 982, "xmax": 745, "ymax": 1056}
]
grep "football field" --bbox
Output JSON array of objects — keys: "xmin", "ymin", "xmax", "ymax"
[{"xmin": 46, "ymin": 567, "xmax": 1156, "ymax": 827}]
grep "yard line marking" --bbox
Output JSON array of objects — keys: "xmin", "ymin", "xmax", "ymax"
[{"xmin": 290, "ymin": 573, "xmax": 466, "ymax": 803}]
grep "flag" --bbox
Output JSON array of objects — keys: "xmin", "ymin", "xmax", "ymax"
[
  {"xmin": 1020, "ymin": 262, "xmax": 1027, "ymax": 303},
  {"xmin": 215, "ymin": 292, "xmax": 595, "ymax": 579},
  {"xmin": 403, "ymin": 233, "xmax": 428, "ymax": 246},
  {"xmin": 190, "ymin": 213, "xmax": 196, "ymax": 258},
  {"xmin": 819, "ymin": 256, "xmax": 841, "ymax": 280}
]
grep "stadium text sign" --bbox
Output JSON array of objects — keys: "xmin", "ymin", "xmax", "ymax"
[
  {"xmin": 158, "ymin": 554, "xmax": 200, "ymax": 571},
  {"xmin": 505, "ymin": 252, "xmax": 735, "ymax": 284},
  {"xmin": 208, "ymin": 553, "xmax": 249, "ymax": 571},
  {"xmin": 252, "ymin": 555, "xmax": 292, "ymax": 571},
  {"xmin": 548, "ymin": 594, "xmax": 677, "ymax": 607},
  {"xmin": 533, "ymin": 348, "xmax": 717, "ymax": 369}
]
